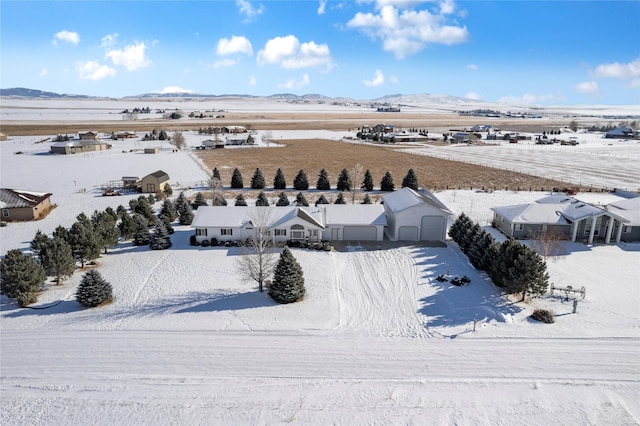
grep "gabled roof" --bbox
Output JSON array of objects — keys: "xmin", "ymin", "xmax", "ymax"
[
  {"xmin": 0, "ymin": 188, "xmax": 52, "ymax": 209},
  {"xmin": 145, "ymin": 170, "xmax": 169, "ymax": 182},
  {"xmin": 317, "ymin": 205, "xmax": 387, "ymax": 226},
  {"xmin": 491, "ymin": 194, "xmax": 611, "ymax": 224},
  {"xmin": 382, "ymin": 187, "xmax": 452, "ymax": 215},
  {"xmin": 192, "ymin": 206, "xmax": 325, "ymax": 230},
  {"xmin": 607, "ymin": 197, "xmax": 640, "ymax": 226}
]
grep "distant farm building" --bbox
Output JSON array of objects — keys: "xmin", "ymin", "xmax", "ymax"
[
  {"xmin": 112, "ymin": 131, "xmax": 138, "ymax": 139},
  {"xmin": 140, "ymin": 170, "xmax": 170, "ymax": 193},
  {"xmin": 225, "ymin": 134, "xmax": 254, "ymax": 146},
  {"xmin": 222, "ymin": 126, "xmax": 247, "ymax": 134},
  {"xmin": 200, "ymin": 139, "xmax": 225, "ymax": 149},
  {"xmin": 606, "ymin": 126, "xmax": 639, "ymax": 139},
  {"xmin": 0, "ymin": 132, "xmax": 7, "ymax": 141},
  {"xmin": 50, "ymin": 141, "xmax": 111, "ymax": 155},
  {"xmin": 0, "ymin": 188, "xmax": 53, "ymax": 222},
  {"xmin": 144, "ymin": 147, "xmax": 159, "ymax": 154},
  {"xmin": 78, "ymin": 131, "xmax": 99, "ymax": 141}
]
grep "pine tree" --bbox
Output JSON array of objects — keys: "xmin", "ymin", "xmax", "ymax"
[
  {"xmin": 459, "ymin": 222, "xmax": 481, "ymax": 254},
  {"xmin": 276, "ymin": 192, "xmax": 290, "ymax": 206},
  {"xmin": 160, "ymin": 199, "xmax": 178, "ymax": 222},
  {"xmin": 0, "ymin": 249, "xmax": 46, "ymax": 307},
  {"xmin": 30, "ymin": 229, "xmax": 50, "ymax": 262},
  {"xmin": 158, "ymin": 213, "xmax": 174, "ymax": 235},
  {"xmin": 337, "ymin": 168, "xmax": 352, "ymax": 191},
  {"xmin": 251, "ymin": 168, "xmax": 266, "ymax": 189},
  {"xmin": 449, "ymin": 212, "xmax": 472, "ymax": 244},
  {"xmin": 212, "ymin": 167, "xmax": 221, "ymax": 180},
  {"xmin": 193, "ymin": 192, "xmax": 208, "ymax": 209},
  {"xmin": 316, "ymin": 169, "xmax": 331, "ymax": 190},
  {"xmin": 315, "ymin": 194, "xmax": 329, "ymax": 206},
  {"xmin": 235, "ymin": 193, "xmax": 248, "ymax": 206},
  {"xmin": 76, "ymin": 270, "xmax": 113, "ymax": 307},
  {"xmin": 147, "ymin": 193, "xmax": 156, "ymax": 205},
  {"xmin": 293, "ymin": 169, "xmax": 309, "ymax": 190},
  {"xmin": 176, "ymin": 192, "xmax": 194, "ymax": 225},
  {"xmin": 361, "ymin": 194, "xmax": 372, "ymax": 204},
  {"xmin": 492, "ymin": 239, "xmax": 549, "ymax": 300},
  {"xmin": 402, "ymin": 168, "xmax": 419, "ymax": 191},
  {"xmin": 133, "ymin": 214, "xmax": 151, "ymax": 246},
  {"xmin": 295, "ymin": 192, "xmax": 309, "ymax": 206},
  {"xmin": 118, "ymin": 211, "xmax": 136, "ymax": 240},
  {"xmin": 255, "ymin": 191, "xmax": 270, "ymax": 206},
  {"xmin": 269, "ymin": 247, "xmax": 305, "ymax": 304},
  {"xmin": 163, "ymin": 182, "xmax": 173, "ymax": 198},
  {"xmin": 68, "ymin": 214, "xmax": 101, "ymax": 267},
  {"xmin": 361, "ymin": 169, "xmax": 374, "ymax": 191},
  {"xmin": 273, "ymin": 168, "xmax": 286, "ymax": 190},
  {"xmin": 335, "ymin": 192, "xmax": 346, "ymax": 204},
  {"xmin": 134, "ymin": 196, "xmax": 154, "ymax": 223},
  {"xmin": 380, "ymin": 171, "xmax": 394, "ymax": 191},
  {"xmin": 42, "ymin": 237, "xmax": 75, "ymax": 284},
  {"xmin": 53, "ymin": 225, "xmax": 69, "ymax": 243},
  {"xmin": 92, "ymin": 209, "xmax": 120, "ymax": 254},
  {"xmin": 211, "ymin": 193, "xmax": 228, "ymax": 206},
  {"xmin": 104, "ymin": 206, "xmax": 118, "ymax": 222},
  {"xmin": 231, "ymin": 168, "xmax": 244, "ymax": 188},
  {"xmin": 149, "ymin": 217, "xmax": 172, "ymax": 250},
  {"xmin": 468, "ymin": 229, "xmax": 496, "ymax": 272}
]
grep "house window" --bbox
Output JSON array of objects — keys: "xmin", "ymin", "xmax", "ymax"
[
  {"xmin": 275, "ymin": 229, "xmax": 286, "ymax": 236},
  {"xmin": 538, "ymin": 224, "xmax": 547, "ymax": 232},
  {"xmin": 1, "ymin": 209, "xmax": 9, "ymax": 218},
  {"xmin": 196, "ymin": 228, "xmax": 208, "ymax": 237},
  {"xmin": 221, "ymin": 228, "xmax": 233, "ymax": 236},
  {"xmin": 515, "ymin": 223, "xmax": 524, "ymax": 231},
  {"xmin": 584, "ymin": 217, "xmax": 602, "ymax": 236},
  {"xmin": 623, "ymin": 225, "xmax": 632, "ymax": 233},
  {"xmin": 291, "ymin": 224, "xmax": 304, "ymax": 239}
]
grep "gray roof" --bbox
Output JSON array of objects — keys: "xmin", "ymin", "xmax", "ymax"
[
  {"xmin": 382, "ymin": 187, "xmax": 452, "ymax": 215},
  {"xmin": 0, "ymin": 188, "xmax": 52, "ymax": 209},
  {"xmin": 607, "ymin": 197, "xmax": 640, "ymax": 225},
  {"xmin": 145, "ymin": 170, "xmax": 169, "ymax": 182},
  {"xmin": 492, "ymin": 194, "xmax": 614, "ymax": 224}
]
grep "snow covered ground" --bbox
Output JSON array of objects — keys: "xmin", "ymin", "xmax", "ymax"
[{"xmin": 1, "ymin": 120, "xmax": 639, "ymax": 424}]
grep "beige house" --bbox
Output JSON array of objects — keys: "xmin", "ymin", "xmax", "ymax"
[
  {"xmin": 140, "ymin": 170, "xmax": 170, "ymax": 193},
  {"xmin": 78, "ymin": 131, "xmax": 99, "ymax": 140},
  {"xmin": 50, "ymin": 141, "xmax": 111, "ymax": 155},
  {"xmin": 0, "ymin": 188, "xmax": 53, "ymax": 222}
]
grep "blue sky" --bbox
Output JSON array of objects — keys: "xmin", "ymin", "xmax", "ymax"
[{"xmin": 1, "ymin": 0, "xmax": 639, "ymax": 105}]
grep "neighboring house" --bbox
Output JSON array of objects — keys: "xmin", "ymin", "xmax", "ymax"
[
  {"xmin": 200, "ymin": 139, "xmax": 225, "ymax": 149},
  {"xmin": 0, "ymin": 188, "xmax": 53, "ymax": 222},
  {"xmin": 471, "ymin": 124, "xmax": 492, "ymax": 132},
  {"xmin": 382, "ymin": 187, "xmax": 452, "ymax": 242},
  {"xmin": 140, "ymin": 170, "xmax": 170, "ymax": 193},
  {"xmin": 78, "ymin": 131, "xmax": 99, "ymax": 140},
  {"xmin": 605, "ymin": 126, "xmax": 638, "ymax": 139},
  {"xmin": 50, "ymin": 140, "xmax": 111, "ymax": 154},
  {"xmin": 491, "ymin": 194, "xmax": 630, "ymax": 244},
  {"xmin": 112, "ymin": 131, "xmax": 138, "ymax": 139},
  {"xmin": 605, "ymin": 197, "xmax": 640, "ymax": 242},
  {"xmin": 225, "ymin": 134, "xmax": 251, "ymax": 145},
  {"xmin": 222, "ymin": 126, "xmax": 247, "ymax": 134},
  {"xmin": 451, "ymin": 132, "xmax": 470, "ymax": 143}
]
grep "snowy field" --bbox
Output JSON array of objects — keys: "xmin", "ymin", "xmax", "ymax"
[{"xmin": 1, "ymin": 111, "xmax": 639, "ymax": 424}]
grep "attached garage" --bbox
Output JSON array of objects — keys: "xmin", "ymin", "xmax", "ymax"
[
  {"xmin": 343, "ymin": 226, "xmax": 378, "ymax": 241},
  {"xmin": 420, "ymin": 216, "xmax": 446, "ymax": 241},
  {"xmin": 398, "ymin": 226, "xmax": 419, "ymax": 241}
]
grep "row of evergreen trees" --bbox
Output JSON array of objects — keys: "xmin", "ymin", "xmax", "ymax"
[
  {"xmin": 212, "ymin": 167, "xmax": 420, "ymax": 192},
  {"xmin": 449, "ymin": 213, "xmax": 549, "ymax": 301},
  {"xmin": 192, "ymin": 190, "xmax": 376, "ymax": 209}
]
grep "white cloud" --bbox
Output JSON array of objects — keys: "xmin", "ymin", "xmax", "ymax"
[
  {"xmin": 576, "ymin": 81, "xmax": 600, "ymax": 95},
  {"xmin": 237, "ymin": 0, "xmax": 264, "ymax": 22},
  {"xmin": 217, "ymin": 36, "xmax": 253, "ymax": 56},
  {"xmin": 101, "ymin": 33, "xmax": 118, "ymax": 49},
  {"xmin": 39, "ymin": 68, "xmax": 48, "ymax": 77},
  {"xmin": 278, "ymin": 74, "xmax": 310, "ymax": 90},
  {"xmin": 248, "ymin": 76, "xmax": 256, "ymax": 86},
  {"xmin": 160, "ymin": 86, "xmax": 195, "ymax": 94},
  {"xmin": 466, "ymin": 63, "xmax": 478, "ymax": 71},
  {"xmin": 363, "ymin": 69, "xmax": 384, "ymax": 87},
  {"xmin": 629, "ymin": 79, "xmax": 640, "ymax": 89},
  {"xmin": 105, "ymin": 42, "xmax": 151, "ymax": 71},
  {"xmin": 77, "ymin": 61, "xmax": 116, "ymax": 80},
  {"xmin": 212, "ymin": 59, "xmax": 237, "ymax": 69},
  {"xmin": 589, "ymin": 58, "xmax": 640, "ymax": 80},
  {"xmin": 347, "ymin": 2, "xmax": 468, "ymax": 58},
  {"xmin": 464, "ymin": 92, "xmax": 481, "ymax": 100},
  {"xmin": 318, "ymin": 0, "xmax": 327, "ymax": 14},
  {"xmin": 257, "ymin": 35, "xmax": 333, "ymax": 70},
  {"xmin": 53, "ymin": 30, "xmax": 80, "ymax": 45}
]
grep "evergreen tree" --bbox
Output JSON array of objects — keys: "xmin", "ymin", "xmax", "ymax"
[
  {"xmin": 402, "ymin": 168, "xmax": 419, "ymax": 191},
  {"xmin": 212, "ymin": 167, "xmax": 221, "ymax": 180},
  {"xmin": 337, "ymin": 168, "xmax": 352, "ymax": 191},
  {"xmin": 255, "ymin": 191, "xmax": 270, "ymax": 206},
  {"xmin": 134, "ymin": 196, "xmax": 154, "ymax": 223},
  {"xmin": 176, "ymin": 192, "xmax": 194, "ymax": 225},
  {"xmin": 149, "ymin": 217, "xmax": 172, "ymax": 250},
  {"xmin": 293, "ymin": 169, "xmax": 309, "ymax": 190},
  {"xmin": 361, "ymin": 169, "xmax": 374, "ymax": 191},
  {"xmin": 361, "ymin": 194, "xmax": 372, "ymax": 204},
  {"xmin": 269, "ymin": 247, "xmax": 305, "ymax": 304},
  {"xmin": 492, "ymin": 239, "xmax": 549, "ymax": 300},
  {"xmin": 160, "ymin": 199, "xmax": 178, "ymax": 222},
  {"xmin": 449, "ymin": 212, "xmax": 473, "ymax": 244},
  {"xmin": 116, "ymin": 204, "xmax": 127, "ymax": 216},
  {"xmin": 0, "ymin": 249, "xmax": 46, "ymax": 307},
  {"xmin": 273, "ymin": 168, "xmax": 286, "ymax": 190},
  {"xmin": 295, "ymin": 192, "xmax": 309, "ymax": 206},
  {"xmin": 92, "ymin": 209, "xmax": 120, "ymax": 254},
  {"xmin": 52, "ymin": 225, "xmax": 69, "ymax": 243},
  {"xmin": 459, "ymin": 222, "xmax": 481, "ymax": 254},
  {"xmin": 68, "ymin": 215, "xmax": 101, "ymax": 267},
  {"xmin": 335, "ymin": 192, "xmax": 346, "ymax": 204},
  {"xmin": 315, "ymin": 194, "xmax": 329, "ymax": 206},
  {"xmin": 163, "ymin": 182, "xmax": 173, "ymax": 198},
  {"xmin": 211, "ymin": 193, "xmax": 228, "ymax": 206},
  {"xmin": 158, "ymin": 213, "xmax": 174, "ymax": 235},
  {"xmin": 235, "ymin": 193, "xmax": 248, "ymax": 206},
  {"xmin": 128, "ymin": 198, "xmax": 139, "ymax": 213},
  {"xmin": 276, "ymin": 192, "xmax": 290, "ymax": 206},
  {"xmin": 231, "ymin": 168, "xmax": 244, "ymax": 188},
  {"xmin": 193, "ymin": 192, "xmax": 208, "ymax": 209},
  {"xmin": 104, "ymin": 206, "xmax": 118, "ymax": 222},
  {"xmin": 42, "ymin": 237, "xmax": 75, "ymax": 284},
  {"xmin": 133, "ymin": 214, "xmax": 151, "ymax": 246},
  {"xmin": 76, "ymin": 270, "xmax": 113, "ymax": 307},
  {"xmin": 316, "ymin": 169, "xmax": 331, "ymax": 190},
  {"xmin": 467, "ymin": 229, "xmax": 496, "ymax": 272},
  {"xmin": 380, "ymin": 171, "xmax": 395, "ymax": 191},
  {"xmin": 251, "ymin": 168, "xmax": 266, "ymax": 189},
  {"xmin": 147, "ymin": 193, "xmax": 156, "ymax": 205},
  {"xmin": 30, "ymin": 229, "xmax": 50, "ymax": 262},
  {"xmin": 118, "ymin": 211, "xmax": 136, "ymax": 240}
]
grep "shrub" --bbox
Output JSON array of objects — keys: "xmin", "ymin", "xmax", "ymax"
[
  {"xmin": 210, "ymin": 238, "xmax": 218, "ymax": 246},
  {"xmin": 436, "ymin": 274, "xmax": 447, "ymax": 282},
  {"xmin": 201, "ymin": 239, "xmax": 210, "ymax": 247},
  {"xmin": 531, "ymin": 309, "xmax": 555, "ymax": 324},
  {"xmin": 189, "ymin": 235, "xmax": 197, "ymax": 245}
]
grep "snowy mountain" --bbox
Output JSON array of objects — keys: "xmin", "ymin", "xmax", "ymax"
[
  {"xmin": 0, "ymin": 87, "xmax": 90, "ymax": 99},
  {"xmin": 373, "ymin": 93, "xmax": 483, "ymax": 106}
]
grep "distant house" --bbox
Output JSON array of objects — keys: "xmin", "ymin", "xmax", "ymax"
[
  {"xmin": 144, "ymin": 147, "xmax": 159, "ymax": 154},
  {"xmin": 50, "ymin": 140, "xmax": 111, "ymax": 155},
  {"xmin": 471, "ymin": 124, "xmax": 492, "ymax": 132},
  {"xmin": 140, "ymin": 170, "xmax": 170, "ymax": 193},
  {"xmin": 225, "ymin": 134, "xmax": 252, "ymax": 146},
  {"xmin": 382, "ymin": 188, "xmax": 452, "ymax": 242},
  {"xmin": 201, "ymin": 139, "xmax": 225, "ymax": 149},
  {"xmin": 0, "ymin": 132, "xmax": 7, "ymax": 141},
  {"xmin": 112, "ymin": 131, "xmax": 138, "ymax": 139},
  {"xmin": 451, "ymin": 132, "xmax": 470, "ymax": 143},
  {"xmin": 605, "ymin": 197, "xmax": 640, "ymax": 242},
  {"xmin": 491, "ymin": 194, "xmax": 630, "ymax": 244},
  {"xmin": 78, "ymin": 131, "xmax": 99, "ymax": 140},
  {"xmin": 222, "ymin": 126, "xmax": 247, "ymax": 134},
  {"xmin": 605, "ymin": 126, "xmax": 639, "ymax": 139},
  {"xmin": 0, "ymin": 188, "xmax": 53, "ymax": 222}
]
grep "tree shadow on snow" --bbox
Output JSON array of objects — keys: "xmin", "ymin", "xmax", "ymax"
[
  {"xmin": 174, "ymin": 291, "xmax": 276, "ymax": 313},
  {"xmin": 2, "ymin": 299, "xmax": 84, "ymax": 317}
]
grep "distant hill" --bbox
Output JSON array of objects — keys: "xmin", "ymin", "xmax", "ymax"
[
  {"xmin": 127, "ymin": 92, "xmax": 260, "ymax": 99},
  {"xmin": 373, "ymin": 93, "xmax": 482, "ymax": 106},
  {"xmin": 0, "ymin": 87, "xmax": 89, "ymax": 99}
]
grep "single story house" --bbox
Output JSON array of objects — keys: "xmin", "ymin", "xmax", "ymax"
[
  {"xmin": 605, "ymin": 197, "xmax": 640, "ymax": 242},
  {"xmin": 200, "ymin": 139, "xmax": 225, "ymax": 149},
  {"xmin": 0, "ymin": 188, "xmax": 53, "ymax": 222},
  {"xmin": 225, "ymin": 134, "xmax": 252, "ymax": 145},
  {"xmin": 605, "ymin": 126, "xmax": 639, "ymax": 139},
  {"xmin": 50, "ymin": 140, "xmax": 111, "ymax": 155},
  {"xmin": 78, "ymin": 131, "xmax": 99, "ymax": 140},
  {"xmin": 491, "ymin": 194, "xmax": 630, "ymax": 244},
  {"xmin": 140, "ymin": 170, "xmax": 170, "ymax": 194},
  {"xmin": 382, "ymin": 188, "xmax": 452, "ymax": 242},
  {"xmin": 222, "ymin": 126, "xmax": 247, "ymax": 134}
]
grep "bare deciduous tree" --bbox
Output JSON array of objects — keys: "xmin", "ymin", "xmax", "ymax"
[
  {"xmin": 209, "ymin": 177, "xmax": 226, "ymax": 206},
  {"xmin": 237, "ymin": 208, "xmax": 278, "ymax": 292},
  {"xmin": 350, "ymin": 163, "xmax": 363, "ymax": 204},
  {"xmin": 528, "ymin": 228, "xmax": 567, "ymax": 260},
  {"xmin": 172, "ymin": 131, "xmax": 185, "ymax": 150}
]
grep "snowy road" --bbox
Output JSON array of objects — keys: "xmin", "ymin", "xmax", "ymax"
[{"xmin": 1, "ymin": 331, "xmax": 638, "ymax": 425}]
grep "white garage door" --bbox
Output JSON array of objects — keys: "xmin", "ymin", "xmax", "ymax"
[
  {"xmin": 343, "ymin": 226, "xmax": 378, "ymax": 241},
  {"xmin": 420, "ymin": 216, "xmax": 445, "ymax": 241},
  {"xmin": 398, "ymin": 226, "xmax": 418, "ymax": 241}
]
